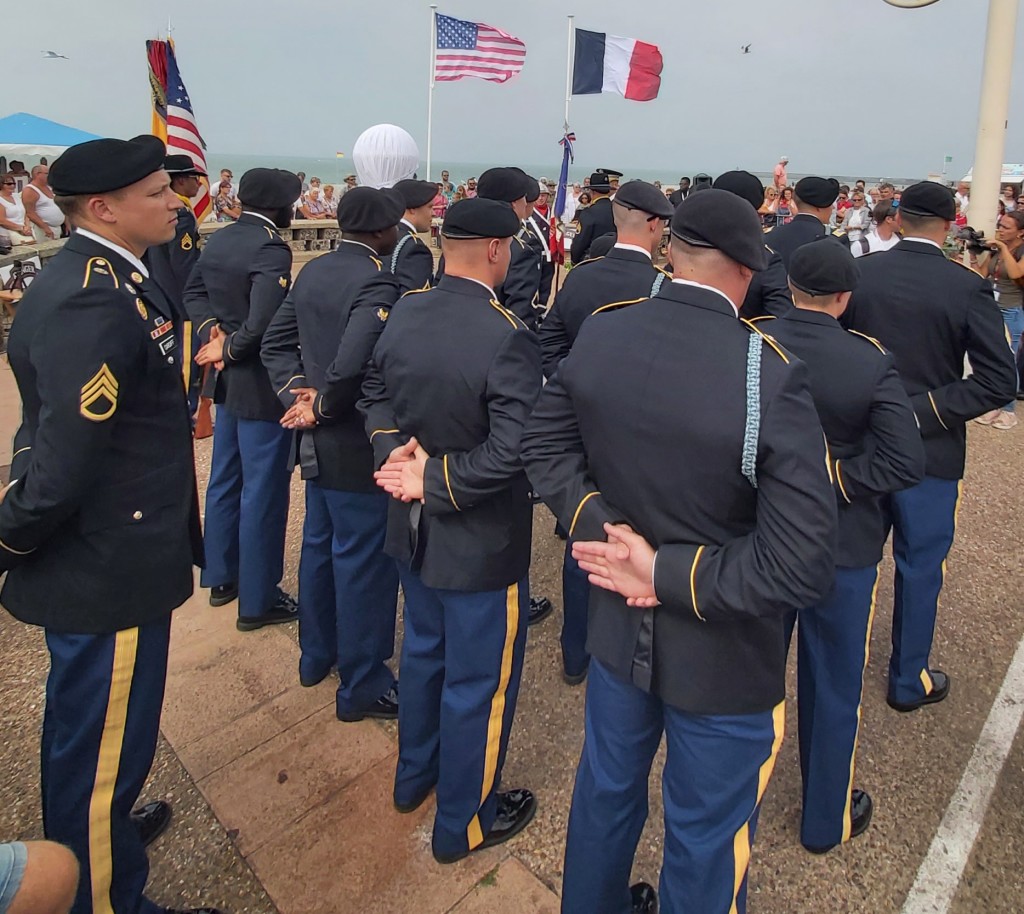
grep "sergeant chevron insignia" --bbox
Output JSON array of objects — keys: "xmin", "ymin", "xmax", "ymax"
[
  {"xmin": 181, "ymin": 232, "xmax": 193, "ymax": 251},
  {"xmin": 80, "ymin": 363, "xmax": 119, "ymax": 422}
]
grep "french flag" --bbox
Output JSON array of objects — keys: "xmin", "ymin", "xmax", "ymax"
[{"xmin": 571, "ymin": 28, "xmax": 663, "ymax": 102}]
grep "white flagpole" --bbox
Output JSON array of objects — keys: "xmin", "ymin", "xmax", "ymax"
[
  {"xmin": 426, "ymin": 4, "xmax": 438, "ymax": 181},
  {"xmin": 564, "ymin": 15, "xmax": 574, "ymax": 130}
]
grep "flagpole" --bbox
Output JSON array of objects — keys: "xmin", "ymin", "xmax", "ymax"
[
  {"xmin": 426, "ymin": 4, "xmax": 438, "ymax": 181},
  {"xmin": 564, "ymin": 15, "xmax": 574, "ymax": 130}
]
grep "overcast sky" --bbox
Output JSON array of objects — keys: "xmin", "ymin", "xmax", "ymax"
[{"xmin": 8, "ymin": 0, "xmax": 1024, "ymax": 177}]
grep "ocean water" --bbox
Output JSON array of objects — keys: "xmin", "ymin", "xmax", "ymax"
[{"xmin": 206, "ymin": 152, "xmax": 923, "ymax": 190}]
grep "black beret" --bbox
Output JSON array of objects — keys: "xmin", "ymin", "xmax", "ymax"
[
  {"xmin": 477, "ymin": 167, "xmax": 528, "ymax": 203},
  {"xmin": 164, "ymin": 154, "xmax": 207, "ymax": 177},
  {"xmin": 613, "ymin": 180, "xmax": 674, "ymax": 219},
  {"xmin": 49, "ymin": 134, "xmax": 166, "ymax": 195},
  {"xmin": 238, "ymin": 168, "xmax": 302, "ymax": 209},
  {"xmin": 713, "ymin": 170, "xmax": 764, "ymax": 210},
  {"xmin": 441, "ymin": 198, "xmax": 521, "ymax": 239},
  {"xmin": 393, "ymin": 179, "xmax": 438, "ymax": 209},
  {"xmin": 589, "ymin": 232, "xmax": 618, "ymax": 257},
  {"xmin": 794, "ymin": 176, "xmax": 840, "ymax": 208},
  {"xmin": 789, "ymin": 237, "xmax": 860, "ymax": 296},
  {"xmin": 900, "ymin": 181, "xmax": 956, "ymax": 221},
  {"xmin": 523, "ymin": 175, "xmax": 541, "ymax": 203},
  {"xmin": 337, "ymin": 186, "xmax": 404, "ymax": 232},
  {"xmin": 588, "ymin": 172, "xmax": 612, "ymax": 192},
  {"xmin": 670, "ymin": 188, "xmax": 769, "ymax": 271}
]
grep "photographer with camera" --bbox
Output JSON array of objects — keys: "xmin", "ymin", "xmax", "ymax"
[{"xmin": 970, "ymin": 210, "xmax": 1024, "ymax": 430}]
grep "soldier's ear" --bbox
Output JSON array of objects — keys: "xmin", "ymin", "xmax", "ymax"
[{"xmin": 89, "ymin": 194, "xmax": 119, "ymax": 226}]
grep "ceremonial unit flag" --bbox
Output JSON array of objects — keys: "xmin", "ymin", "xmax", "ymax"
[
  {"xmin": 550, "ymin": 131, "xmax": 575, "ymax": 263},
  {"xmin": 571, "ymin": 29, "xmax": 663, "ymax": 102},
  {"xmin": 147, "ymin": 39, "xmax": 211, "ymax": 221},
  {"xmin": 434, "ymin": 13, "xmax": 527, "ymax": 83}
]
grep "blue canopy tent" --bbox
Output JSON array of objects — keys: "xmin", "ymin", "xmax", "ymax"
[{"xmin": 0, "ymin": 112, "xmax": 101, "ymax": 159}]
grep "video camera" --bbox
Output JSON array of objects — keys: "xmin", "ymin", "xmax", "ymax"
[{"xmin": 955, "ymin": 226, "xmax": 996, "ymax": 256}]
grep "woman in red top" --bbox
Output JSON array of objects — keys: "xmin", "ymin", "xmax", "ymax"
[
  {"xmin": 431, "ymin": 184, "xmax": 448, "ymax": 220},
  {"xmin": 777, "ymin": 186, "xmax": 796, "ymax": 224}
]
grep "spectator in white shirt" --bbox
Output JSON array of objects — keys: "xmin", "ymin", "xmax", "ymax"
[
  {"xmin": 840, "ymin": 191, "xmax": 871, "ymax": 243},
  {"xmin": 955, "ymin": 181, "xmax": 970, "ymax": 220},
  {"xmin": 1002, "ymin": 184, "xmax": 1017, "ymax": 213},
  {"xmin": 850, "ymin": 201, "xmax": 900, "ymax": 258}
]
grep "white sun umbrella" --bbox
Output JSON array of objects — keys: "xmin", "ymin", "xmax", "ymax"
[{"xmin": 352, "ymin": 124, "xmax": 420, "ymax": 190}]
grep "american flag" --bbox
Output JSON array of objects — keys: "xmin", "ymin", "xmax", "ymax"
[
  {"xmin": 434, "ymin": 14, "xmax": 526, "ymax": 83},
  {"xmin": 147, "ymin": 40, "xmax": 211, "ymax": 222}
]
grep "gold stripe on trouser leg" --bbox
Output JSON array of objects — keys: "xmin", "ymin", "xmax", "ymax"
[
  {"xmin": 466, "ymin": 582, "xmax": 520, "ymax": 849},
  {"xmin": 730, "ymin": 701, "xmax": 786, "ymax": 914},
  {"xmin": 842, "ymin": 565, "xmax": 881, "ymax": 842},
  {"xmin": 930, "ymin": 479, "xmax": 963, "ymax": 694},
  {"xmin": 88, "ymin": 627, "xmax": 140, "ymax": 914},
  {"xmin": 182, "ymin": 320, "xmax": 193, "ymax": 393}
]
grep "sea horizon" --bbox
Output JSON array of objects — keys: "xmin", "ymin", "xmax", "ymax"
[{"xmin": 206, "ymin": 152, "xmax": 933, "ymax": 190}]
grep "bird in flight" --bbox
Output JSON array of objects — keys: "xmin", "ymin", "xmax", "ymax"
[
  {"xmin": 741, "ymin": 44, "xmax": 752, "ymax": 54},
  {"xmin": 41, "ymin": 50, "xmax": 69, "ymax": 59}
]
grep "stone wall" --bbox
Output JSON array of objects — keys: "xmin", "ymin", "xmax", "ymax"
[
  {"xmin": 199, "ymin": 218, "xmax": 341, "ymax": 253},
  {"xmin": 0, "ymin": 238, "xmax": 64, "ymax": 273},
  {"xmin": 1, "ymin": 219, "xmax": 439, "ymax": 277}
]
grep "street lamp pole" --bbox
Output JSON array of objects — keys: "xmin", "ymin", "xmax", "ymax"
[
  {"xmin": 885, "ymin": 0, "xmax": 1017, "ymax": 237},
  {"xmin": 968, "ymin": 0, "xmax": 1019, "ymax": 237}
]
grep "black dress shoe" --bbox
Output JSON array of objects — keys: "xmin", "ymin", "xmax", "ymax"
[
  {"xmin": 433, "ymin": 788, "xmax": 537, "ymax": 864},
  {"xmin": 802, "ymin": 788, "xmax": 873, "ymax": 855},
  {"xmin": 528, "ymin": 596, "xmax": 554, "ymax": 626},
  {"xmin": 236, "ymin": 590, "xmax": 298, "ymax": 632},
  {"xmin": 131, "ymin": 800, "xmax": 171, "ymax": 847},
  {"xmin": 630, "ymin": 882, "xmax": 658, "ymax": 914},
  {"xmin": 563, "ymin": 658, "xmax": 590, "ymax": 686},
  {"xmin": 887, "ymin": 669, "xmax": 950, "ymax": 712},
  {"xmin": 394, "ymin": 784, "xmax": 434, "ymax": 814},
  {"xmin": 337, "ymin": 684, "xmax": 399, "ymax": 722},
  {"xmin": 209, "ymin": 584, "xmax": 238, "ymax": 607},
  {"xmin": 299, "ymin": 664, "xmax": 332, "ymax": 688}
]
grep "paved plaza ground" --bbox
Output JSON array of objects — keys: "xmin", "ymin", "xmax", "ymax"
[{"xmin": 1, "ymin": 358, "xmax": 1023, "ymax": 914}]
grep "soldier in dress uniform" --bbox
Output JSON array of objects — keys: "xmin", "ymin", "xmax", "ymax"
[
  {"xmin": 844, "ymin": 182, "xmax": 1017, "ymax": 712},
  {"xmin": 360, "ymin": 198, "xmax": 540, "ymax": 864},
  {"xmin": 184, "ymin": 168, "xmax": 302, "ymax": 629},
  {"xmin": 525, "ymin": 180, "xmax": 556, "ymax": 307},
  {"xmin": 761, "ymin": 239, "xmax": 925, "ymax": 853},
  {"xmin": 521, "ymin": 190, "xmax": 838, "ymax": 914},
  {"xmin": 539, "ymin": 180, "xmax": 673, "ymax": 377},
  {"xmin": 390, "ymin": 179, "xmax": 436, "ymax": 293},
  {"xmin": 537, "ymin": 180, "xmax": 672, "ymax": 686},
  {"xmin": 765, "ymin": 176, "xmax": 843, "ymax": 269},
  {"xmin": 475, "ymin": 167, "xmax": 544, "ymax": 329},
  {"xmin": 144, "ymin": 154, "xmax": 205, "ymax": 417},
  {"xmin": 712, "ymin": 170, "xmax": 793, "ymax": 319},
  {"xmin": 261, "ymin": 187, "xmax": 404, "ymax": 721},
  {"xmin": 569, "ymin": 170, "xmax": 617, "ymax": 264},
  {"xmin": 0, "ymin": 135, "xmax": 216, "ymax": 914}
]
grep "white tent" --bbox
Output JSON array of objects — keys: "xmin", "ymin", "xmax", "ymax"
[{"xmin": 961, "ymin": 164, "xmax": 1024, "ymax": 185}]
